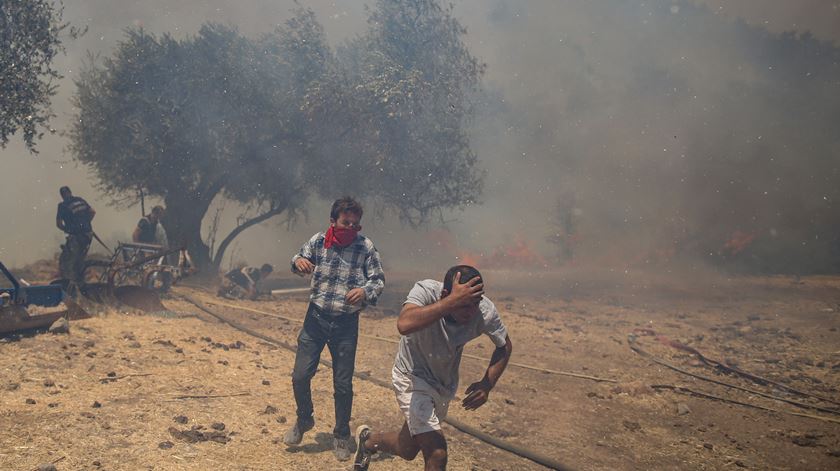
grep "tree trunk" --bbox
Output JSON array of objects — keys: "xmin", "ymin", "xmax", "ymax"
[
  {"xmin": 163, "ymin": 194, "xmax": 214, "ymax": 273},
  {"xmin": 211, "ymin": 204, "xmax": 287, "ymax": 268}
]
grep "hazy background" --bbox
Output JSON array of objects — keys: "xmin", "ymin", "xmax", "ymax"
[{"xmin": 2, "ymin": 0, "xmax": 839, "ymax": 276}]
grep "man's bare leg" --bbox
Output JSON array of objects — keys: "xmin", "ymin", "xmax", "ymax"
[
  {"xmin": 364, "ymin": 422, "xmax": 420, "ymax": 461},
  {"xmin": 359, "ymin": 422, "xmax": 447, "ymax": 470},
  {"xmin": 415, "ymin": 429, "xmax": 447, "ymax": 471}
]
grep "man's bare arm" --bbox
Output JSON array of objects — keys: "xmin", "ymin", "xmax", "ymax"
[
  {"xmin": 463, "ymin": 335, "xmax": 513, "ymax": 410},
  {"xmin": 397, "ymin": 302, "xmax": 451, "ymax": 335},
  {"xmin": 484, "ymin": 335, "xmax": 512, "ymax": 387},
  {"xmin": 396, "ymin": 273, "xmax": 483, "ymax": 335},
  {"xmin": 56, "ymin": 214, "xmax": 65, "ymax": 232}
]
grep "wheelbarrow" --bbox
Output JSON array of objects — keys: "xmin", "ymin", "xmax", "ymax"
[{"xmin": 78, "ymin": 243, "xmax": 190, "ymax": 311}]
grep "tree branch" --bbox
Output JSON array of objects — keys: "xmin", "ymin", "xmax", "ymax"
[
  {"xmin": 197, "ymin": 174, "xmax": 229, "ymax": 202},
  {"xmin": 211, "ymin": 203, "xmax": 288, "ymax": 267}
]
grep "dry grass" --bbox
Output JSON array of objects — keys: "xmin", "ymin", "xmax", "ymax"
[{"xmin": 2, "ymin": 272, "xmax": 840, "ymax": 470}]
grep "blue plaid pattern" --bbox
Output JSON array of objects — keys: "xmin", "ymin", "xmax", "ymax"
[{"xmin": 291, "ymin": 232, "xmax": 385, "ymax": 314}]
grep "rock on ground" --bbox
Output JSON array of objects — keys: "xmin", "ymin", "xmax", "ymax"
[{"xmin": 48, "ymin": 318, "xmax": 70, "ymax": 334}]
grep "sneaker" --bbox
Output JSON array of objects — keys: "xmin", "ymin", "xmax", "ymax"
[
  {"xmin": 283, "ymin": 418, "xmax": 314, "ymax": 445},
  {"xmin": 353, "ymin": 424, "xmax": 372, "ymax": 470},
  {"xmin": 333, "ymin": 435, "xmax": 354, "ymax": 461}
]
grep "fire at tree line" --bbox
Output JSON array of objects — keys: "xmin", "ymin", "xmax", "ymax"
[{"xmin": 4, "ymin": 1, "xmax": 840, "ymax": 275}]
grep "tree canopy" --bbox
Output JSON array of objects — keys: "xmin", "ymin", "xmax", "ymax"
[
  {"xmin": 307, "ymin": 0, "xmax": 485, "ymax": 224},
  {"xmin": 72, "ymin": 19, "xmax": 319, "ymax": 268},
  {"xmin": 71, "ymin": 1, "xmax": 484, "ymax": 270},
  {"xmin": 0, "ymin": 0, "xmax": 79, "ymax": 152}
]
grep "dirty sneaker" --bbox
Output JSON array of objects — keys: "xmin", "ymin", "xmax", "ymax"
[
  {"xmin": 353, "ymin": 425, "xmax": 372, "ymax": 470},
  {"xmin": 333, "ymin": 435, "xmax": 354, "ymax": 461},
  {"xmin": 282, "ymin": 418, "xmax": 314, "ymax": 445}
]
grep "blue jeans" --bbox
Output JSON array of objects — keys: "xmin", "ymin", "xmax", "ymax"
[{"xmin": 291, "ymin": 303, "xmax": 359, "ymax": 438}]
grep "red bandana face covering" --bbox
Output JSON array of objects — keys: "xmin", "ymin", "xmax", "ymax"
[{"xmin": 324, "ymin": 226, "xmax": 359, "ymax": 249}]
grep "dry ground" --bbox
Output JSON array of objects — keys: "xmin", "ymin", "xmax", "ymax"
[{"xmin": 1, "ymin": 269, "xmax": 839, "ymax": 470}]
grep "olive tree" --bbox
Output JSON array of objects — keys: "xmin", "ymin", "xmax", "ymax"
[{"xmin": 71, "ymin": 2, "xmax": 485, "ymax": 270}]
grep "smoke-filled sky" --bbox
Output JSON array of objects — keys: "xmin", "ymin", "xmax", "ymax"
[{"xmin": 2, "ymin": 0, "xmax": 839, "ymax": 273}]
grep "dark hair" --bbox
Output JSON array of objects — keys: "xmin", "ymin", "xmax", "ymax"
[
  {"xmin": 260, "ymin": 263, "xmax": 273, "ymax": 273},
  {"xmin": 443, "ymin": 265, "xmax": 483, "ymax": 294},
  {"xmin": 330, "ymin": 196, "xmax": 363, "ymax": 220},
  {"xmin": 151, "ymin": 205, "xmax": 165, "ymax": 215},
  {"xmin": 59, "ymin": 186, "xmax": 72, "ymax": 197}
]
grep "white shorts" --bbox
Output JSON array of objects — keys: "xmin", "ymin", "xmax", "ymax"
[{"xmin": 392, "ymin": 369, "xmax": 451, "ymax": 436}]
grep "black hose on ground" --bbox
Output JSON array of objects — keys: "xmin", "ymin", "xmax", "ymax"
[
  {"xmin": 180, "ymin": 294, "xmax": 572, "ymax": 471},
  {"xmin": 443, "ymin": 417, "xmax": 573, "ymax": 471},
  {"xmin": 205, "ymin": 296, "xmax": 617, "ymax": 383}
]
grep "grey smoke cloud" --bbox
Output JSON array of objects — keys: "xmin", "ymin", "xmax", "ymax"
[{"xmin": 453, "ymin": 0, "xmax": 840, "ymax": 272}]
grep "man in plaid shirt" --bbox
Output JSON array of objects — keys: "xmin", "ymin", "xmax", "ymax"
[{"xmin": 283, "ymin": 196, "xmax": 385, "ymax": 462}]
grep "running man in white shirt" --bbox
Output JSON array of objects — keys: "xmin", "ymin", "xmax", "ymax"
[{"xmin": 353, "ymin": 265, "xmax": 513, "ymax": 471}]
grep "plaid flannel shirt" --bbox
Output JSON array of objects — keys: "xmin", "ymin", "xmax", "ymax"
[{"xmin": 291, "ymin": 232, "xmax": 385, "ymax": 315}]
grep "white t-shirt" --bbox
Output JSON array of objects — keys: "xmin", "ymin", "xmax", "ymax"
[{"xmin": 393, "ymin": 279, "xmax": 508, "ymax": 399}]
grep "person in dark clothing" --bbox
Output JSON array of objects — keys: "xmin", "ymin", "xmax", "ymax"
[
  {"xmin": 133, "ymin": 206, "xmax": 165, "ymax": 244},
  {"xmin": 55, "ymin": 186, "xmax": 96, "ymax": 283},
  {"xmin": 216, "ymin": 264, "xmax": 273, "ymax": 300}
]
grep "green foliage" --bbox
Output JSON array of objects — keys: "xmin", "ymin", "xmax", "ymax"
[
  {"xmin": 71, "ymin": 14, "xmax": 325, "ymax": 266},
  {"xmin": 307, "ymin": 0, "xmax": 485, "ymax": 224},
  {"xmin": 71, "ymin": 22, "xmax": 310, "ymax": 208},
  {"xmin": 70, "ymin": 1, "xmax": 485, "ymax": 267},
  {"xmin": 0, "ymin": 0, "xmax": 76, "ymax": 152}
]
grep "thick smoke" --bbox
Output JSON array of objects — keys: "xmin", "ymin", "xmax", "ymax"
[{"xmin": 454, "ymin": 0, "xmax": 840, "ymax": 274}]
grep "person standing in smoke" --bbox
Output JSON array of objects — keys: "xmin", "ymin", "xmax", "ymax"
[
  {"xmin": 352, "ymin": 265, "xmax": 513, "ymax": 471},
  {"xmin": 55, "ymin": 186, "xmax": 96, "ymax": 284},
  {"xmin": 132, "ymin": 205, "xmax": 166, "ymax": 245},
  {"xmin": 284, "ymin": 196, "xmax": 385, "ymax": 462}
]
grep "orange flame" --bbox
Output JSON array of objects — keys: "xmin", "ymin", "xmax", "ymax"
[
  {"xmin": 457, "ymin": 236, "xmax": 548, "ymax": 269},
  {"xmin": 723, "ymin": 230, "xmax": 756, "ymax": 255}
]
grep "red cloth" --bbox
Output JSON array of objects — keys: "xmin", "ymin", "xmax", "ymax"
[{"xmin": 324, "ymin": 226, "xmax": 358, "ymax": 249}]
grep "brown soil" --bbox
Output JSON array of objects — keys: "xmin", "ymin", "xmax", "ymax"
[
  {"xmin": 1, "ymin": 270, "xmax": 839, "ymax": 470},
  {"xmin": 6, "ymin": 258, "xmax": 61, "ymax": 285}
]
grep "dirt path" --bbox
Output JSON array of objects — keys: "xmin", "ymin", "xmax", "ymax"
[{"xmin": 2, "ymin": 272, "xmax": 840, "ymax": 470}]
